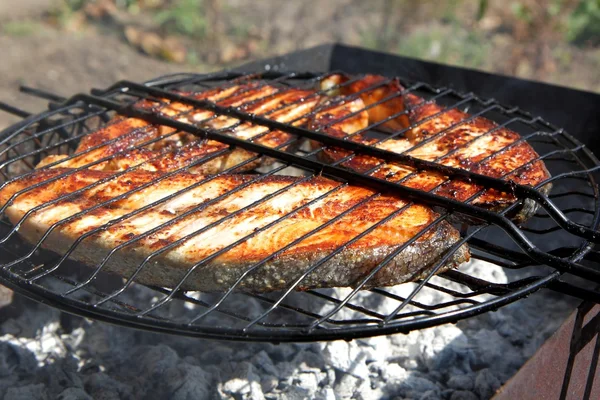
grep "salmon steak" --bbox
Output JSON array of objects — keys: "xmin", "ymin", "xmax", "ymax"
[
  {"xmin": 37, "ymin": 81, "xmax": 321, "ymax": 175},
  {"xmin": 0, "ymin": 168, "xmax": 469, "ymax": 292},
  {"xmin": 311, "ymin": 74, "xmax": 552, "ymax": 222},
  {"xmin": 0, "ymin": 73, "xmax": 552, "ymax": 292}
]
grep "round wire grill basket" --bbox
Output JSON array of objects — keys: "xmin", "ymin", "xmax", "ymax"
[{"xmin": 0, "ymin": 71, "xmax": 599, "ymax": 342}]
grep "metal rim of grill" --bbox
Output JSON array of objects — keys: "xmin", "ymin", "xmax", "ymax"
[{"xmin": 0, "ymin": 70, "xmax": 599, "ymax": 342}]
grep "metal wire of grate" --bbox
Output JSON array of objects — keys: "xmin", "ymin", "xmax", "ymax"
[{"xmin": 0, "ymin": 71, "xmax": 598, "ymax": 342}]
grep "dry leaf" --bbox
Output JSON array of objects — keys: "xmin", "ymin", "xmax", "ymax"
[
  {"xmin": 83, "ymin": 0, "xmax": 118, "ymax": 19},
  {"xmin": 124, "ymin": 26, "xmax": 186, "ymax": 63},
  {"xmin": 160, "ymin": 37, "xmax": 187, "ymax": 63}
]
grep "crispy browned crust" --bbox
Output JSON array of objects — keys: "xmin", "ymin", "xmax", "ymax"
[
  {"xmin": 320, "ymin": 73, "xmax": 409, "ymax": 132},
  {"xmin": 314, "ymin": 74, "xmax": 552, "ymax": 223},
  {"xmin": 0, "ymin": 168, "xmax": 469, "ymax": 292}
]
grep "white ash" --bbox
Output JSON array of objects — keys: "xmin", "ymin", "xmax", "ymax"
[{"xmin": 0, "ymin": 260, "xmax": 579, "ymax": 400}]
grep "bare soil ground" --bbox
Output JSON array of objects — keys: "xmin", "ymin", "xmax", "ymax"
[
  {"xmin": 1, "ymin": 0, "xmax": 599, "ymax": 130},
  {"xmin": 0, "ymin": 29, "xmax": 200, "ymax": 130}
]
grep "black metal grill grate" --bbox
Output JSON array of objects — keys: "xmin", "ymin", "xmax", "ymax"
[{"xmin": 0, "ymin": 70, "xmax": 599, "ymax": 342}]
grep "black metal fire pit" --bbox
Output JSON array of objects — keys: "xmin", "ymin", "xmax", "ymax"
[{"xmin": 0, "ymin": 44, "xmax": 599, "ymax": 344}]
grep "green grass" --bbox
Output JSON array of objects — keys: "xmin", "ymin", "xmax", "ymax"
[
  {"xmin": 396, "ymin": 24, "xmax": 491, "ymax": 69},
  {"xmin": 154, "ymin": 0, "xmax": 207, "ymax": 39},
  {"xmin": 360, "ymin": 22, "xmax": 491, "ymax": 70},
  {"xmin": 2, "ymin": 20, "xmax": 45, "ymax": 37},
  {"xmin": 566, "ymin": 0, "xmax": 600, "ymax": 45}
]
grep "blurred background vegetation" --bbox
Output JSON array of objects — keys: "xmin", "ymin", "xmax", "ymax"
[{"xmin": 1, "ymin": 0, "xmax": 600, "ymax": 92}]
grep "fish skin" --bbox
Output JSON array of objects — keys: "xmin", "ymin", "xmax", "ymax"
[
  {"xmin": 313, "ymin": 74, "xmax": 552, "ymax": 223},
  {"xmin": 0, "ymin": 168, "xmax": 469, "ymax": 292}
]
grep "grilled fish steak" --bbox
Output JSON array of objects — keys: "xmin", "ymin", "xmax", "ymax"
[
  {"xmin": 312, "ymin": 74, "xmax": 552, "ymax": 222},
  {"xmin": 0, "ymin": 169, "xmax": 469, "ymax": 292},
  {"xmin": 37, "ymin": 82, "xmax": 321, "ymax": 174}
]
